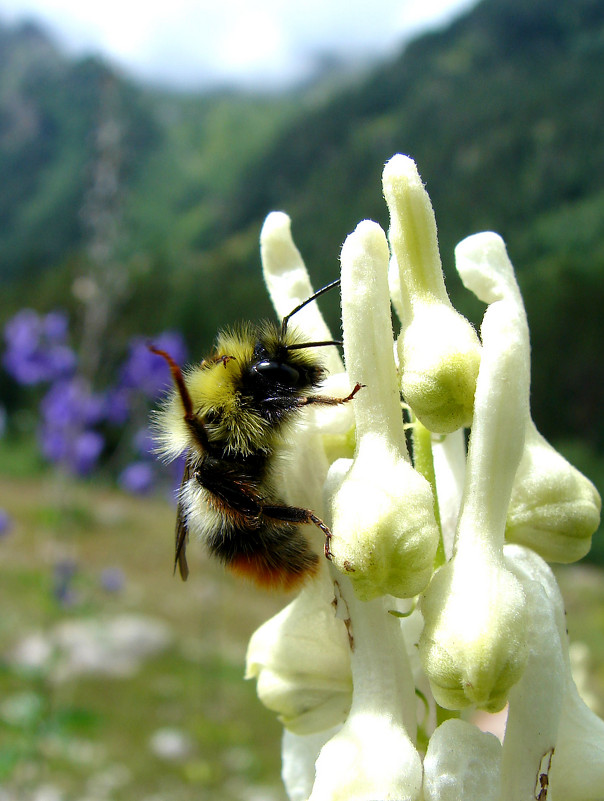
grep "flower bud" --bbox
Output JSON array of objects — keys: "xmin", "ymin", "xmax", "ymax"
[
  {"xmin": 420, "ymin": 267, "xmax": 530, "ymax": 711},
  {"xmin": 420, "ymin": 555, "xmax": 527, "ymax": 711},
  {"xmin": 499, "ymin": 545, "xmax": 566, "ymax": 800},
  {"xmin": 504, "ymin": 546, "xmax": 604, "ymax": 799},
  {"xmin": 309, "ymin": 589, "xmax": 423, "ymax": 801},
  {"xmin": 329, "ymin": 220, "xmax": 439, "ymax": 600},
  {"xmin": 245, "ymin": 580, "xmax": 352, "ymax": 735},
  {"xmin": 260, "ymin": 211, "xmax": 343, "ymax": 377},
  {"xmin": 506, "ymin": 419, "xmax": 601, "ymax": 562},
  {"xmin": 383, "ymin": 155, "xmax": 481, "ymax": 433},
  {"xmin": 455, "ymin": 231, "xmax": 601, "ymax": 563},
  {"xmin": 423, "ymin": 719, "xmax": 502, "ymax": 801},
  {"xmin": 260, "ymin": 210, "xmax": 356, "ymax": 449}
]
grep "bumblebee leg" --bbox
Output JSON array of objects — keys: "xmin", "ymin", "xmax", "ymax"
[
  {"xmin": 261, "ymin": 504, "xmax": 333, "ymax": 560},
  {"xmin": 298, "ymin": 382, "xmax": 364, "ymax": 407}
]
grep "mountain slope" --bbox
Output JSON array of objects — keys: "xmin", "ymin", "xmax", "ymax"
[
  {"xmin": 1, "ymin": 0, "xmax": 603, "ymax": 453},
  {"xmin": 210, "ymin": 0, "xmax": 604, "ymax": 448}
]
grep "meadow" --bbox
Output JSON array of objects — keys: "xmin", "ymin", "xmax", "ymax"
[
  {"xmin": 0, "ymin": 452, "xmax": 603, "ymax": 799},
  {"xmin": 0, "ymin": 456, "xmax": 294, "ymax": 801}
]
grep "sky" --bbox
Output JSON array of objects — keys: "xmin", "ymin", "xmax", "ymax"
[{"xmin": 0, "ymin": 0, "xmax": 478, "ymax": 90}]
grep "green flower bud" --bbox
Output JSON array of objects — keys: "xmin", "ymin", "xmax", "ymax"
[
  {"xmin": 383, "ymin": 155, "xmax": 481, "ymax": 433},
  {"xmin": 506, "ymin": 420, "xmax": 601, "ymax": 562},
  {"xmin": 420, "ymin": 555, "xmax": 527, "ymax": 712}
]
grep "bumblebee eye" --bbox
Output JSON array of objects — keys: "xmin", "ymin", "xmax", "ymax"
[{"xmin": 252, "ymin": 360, "xmax": 300, "ymax": 386}]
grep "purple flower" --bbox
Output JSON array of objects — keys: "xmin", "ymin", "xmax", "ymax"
[
  {"xmin": 3, "ymin": 309, "xmax": 76, "ymax": 385},
  {"xmin": 0, "ymin": 509, "xmax": 13, "ymax": 537},
  {"xmin": 53, "ymin": 558, "xmax": 78, "ymax": 607},
  {"xmin": 133, "ymin": 427, "xmax": 156, "ymax": 458},
  {"xmin": 42, "ymin": 311, "xmax": 69, "ymax": 342},
  {"xmin": 4, "ymin": 309, "xmax": 40, "ymax": 352},
  {"xmin": 41, "ymin": 379, "xmax": 105, "ymax": 428},
  {"xmin": 72, "ymin": 430, "xmax": 104, "ymax": 475},
  {"xmin": 120, "ymin": 331, "xmax": 188, "ymax": 399},
  {"xmin": 39, "ymin": 425, "xmax": 68, "ymax": 463},
  {"xmin": 38, "ymin": 378, "xmax": 106, "ymax": 475},
  {"xmin": 100, "ymin": 567, "xmax": 125, "ymax": 593},
  {"xmin": 119, "ymin": 461, "xmax": 155, "ymax": 494},
  {"xmin": 39, "ymin": 425, "xmax": 104, "ymax": 476},
  {"xmin": 104, "ymin": 386, "xmax": 131, "ymax": 425}
]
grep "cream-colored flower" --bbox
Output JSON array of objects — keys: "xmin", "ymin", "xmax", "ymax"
[
  {"xmin": 329, "ymin": 220, "xmax": 439, "ymax": 600},
  {"xmin": 422, "ymin": 719, "xmax": 501, "ymax": 801},
  {"xmin": 383, "ymin": 155, "xmax": 481, "ymax": 433},
  {"xmin": 419, "ymin": 267, "xmax": 530, "ymax": 711},
  {"xmin": 246, "ymin": 578, "xmax": 352, "ymax": 735},
  {"xmin": 309, "ymin": 581, "xmax": 422, "ymax": 801},
  {"xmin": 455, "ymin": 232, "xmax": 601, "ymax": 563},
  {"xmin": 241, "ymin": 157, "xmax": 602, "ymax": 801}
]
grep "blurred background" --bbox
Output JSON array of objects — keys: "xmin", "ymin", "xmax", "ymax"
[{"xmin": 0, "ymin": 0, "xmax": 603, "ymax": 797}]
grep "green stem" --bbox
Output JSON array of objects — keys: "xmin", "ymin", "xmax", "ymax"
[{"xmin": 412, "ymin": 418, "xmax": 445, "ymax": 568}]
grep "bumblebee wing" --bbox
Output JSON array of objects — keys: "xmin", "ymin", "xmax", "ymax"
[{"xmin": 174, "ymin": 461, "xmax": 191, "ymax": 581}]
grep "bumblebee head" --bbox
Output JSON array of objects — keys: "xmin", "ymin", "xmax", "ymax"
[{"xmin": 151, "ymin": 280, "xmax": 342, "ymax": 457}]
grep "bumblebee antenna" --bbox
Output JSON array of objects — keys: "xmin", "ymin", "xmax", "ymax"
[
  {"xmin": 280, "ymin": 279, "xmax": 340, "ymax": 338},
  {"xmin": 148, "ymin": 345, "xmax": 194, "ymax": 419},
  {"xmin": 286, "ymin": 340, "xmax": 342, "ymax": 351}
]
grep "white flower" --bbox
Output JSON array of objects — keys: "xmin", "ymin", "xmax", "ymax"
[
  {"xmin": 422, "ymin": 719, "xmax": 501, "ymax": 801},
  {"xmin": 308, "ymin": 581, "xmax": 422, "ymax": 801},
  {"xmin": 242, "ymin": 155, "xmax": 602, "ymax": 801},
  {"xmin": 455, "ymin": 232, "xmax": 601, "ymax": 563},
  {"xmin": 245, "ymin": 577, "xmax": 352, "ymax": 735},
  {"xmin": 383, "ymin": 155, "xmax": 481, "ymax": 434},
  {"xmin": 329, "ymin": 220, "xmax": 440, "ymax": 600},
  {"xmin": 419, "ymin": 253, "xmax": 531, "ymax": 711}
]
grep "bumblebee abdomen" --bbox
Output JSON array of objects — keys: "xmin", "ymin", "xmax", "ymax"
[{"xmin": 207, "ymin": 519, "xmax": 319, "ymax": 590}]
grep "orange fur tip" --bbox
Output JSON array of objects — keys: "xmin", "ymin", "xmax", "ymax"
[{"xmin": 228, "ymin": 554, "xmax": 318, "ymax": 591}]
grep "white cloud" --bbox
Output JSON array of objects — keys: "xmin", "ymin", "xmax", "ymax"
[{"xmin": 0, "ymin": 0, "xmax": 477, "ymax": 88}]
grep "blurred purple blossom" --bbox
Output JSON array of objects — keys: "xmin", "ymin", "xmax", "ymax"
[
  {"xmin": 43, "ymin": 311, "xmax": 69, "ymax": 341},
  {"xmin": 3, "ymin": 307, "xmax": 190, "ymax": 488},
  {"xmin": 133, "ymin": 426, "xmax": 155, "ymax": 457},
  {"xmin": 103, "ymin": 386, "xmax": 131, "ymax": 425},
  {"xmin": 119, "ymin": 461, "xmax": 155, "ymax": 494},
  {"xmin": 120, "ymin": 331, "xmax": 187, "ymax": 399},
  {"xmin": 53, "ymin": 558, "xmax": 78, "ymax": 607},
  {"xmin": 39, "ymin": 378, "xmax": 106, "ymax": 475},
  {"xmin": 39, "ymin": 425, "xmax": 105, "ymax": 476},
  {"xmin": 41, "ymin": 379, "xmax": 105, "ymax": 428},
  {"xmin": 72, "ymin": 430, "xmax": 105, "ymax": 475},
  {"xmin": 3, "ymin": 309, "xmax": 76, "ymax": 385},
  {"xmin": 0, "ymin": 509, "xmax": 13, "ymax": 537},
  {"xmin": 100, "ymin": 567, "xmax": 125, "ymax": 593}
]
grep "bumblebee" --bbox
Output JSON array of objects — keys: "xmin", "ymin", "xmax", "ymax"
[{"xmin": 151, "ymin": 280, "xmax": 361, "ymax": 590}]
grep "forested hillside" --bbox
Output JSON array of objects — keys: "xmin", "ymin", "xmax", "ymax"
[
  {"xmin": 1, "ymin": 0, "xmax": 604, "ymax": 457},
  {"xmin": 212, "ymin": 0, "xmax": 604, "ymax": 452}
]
